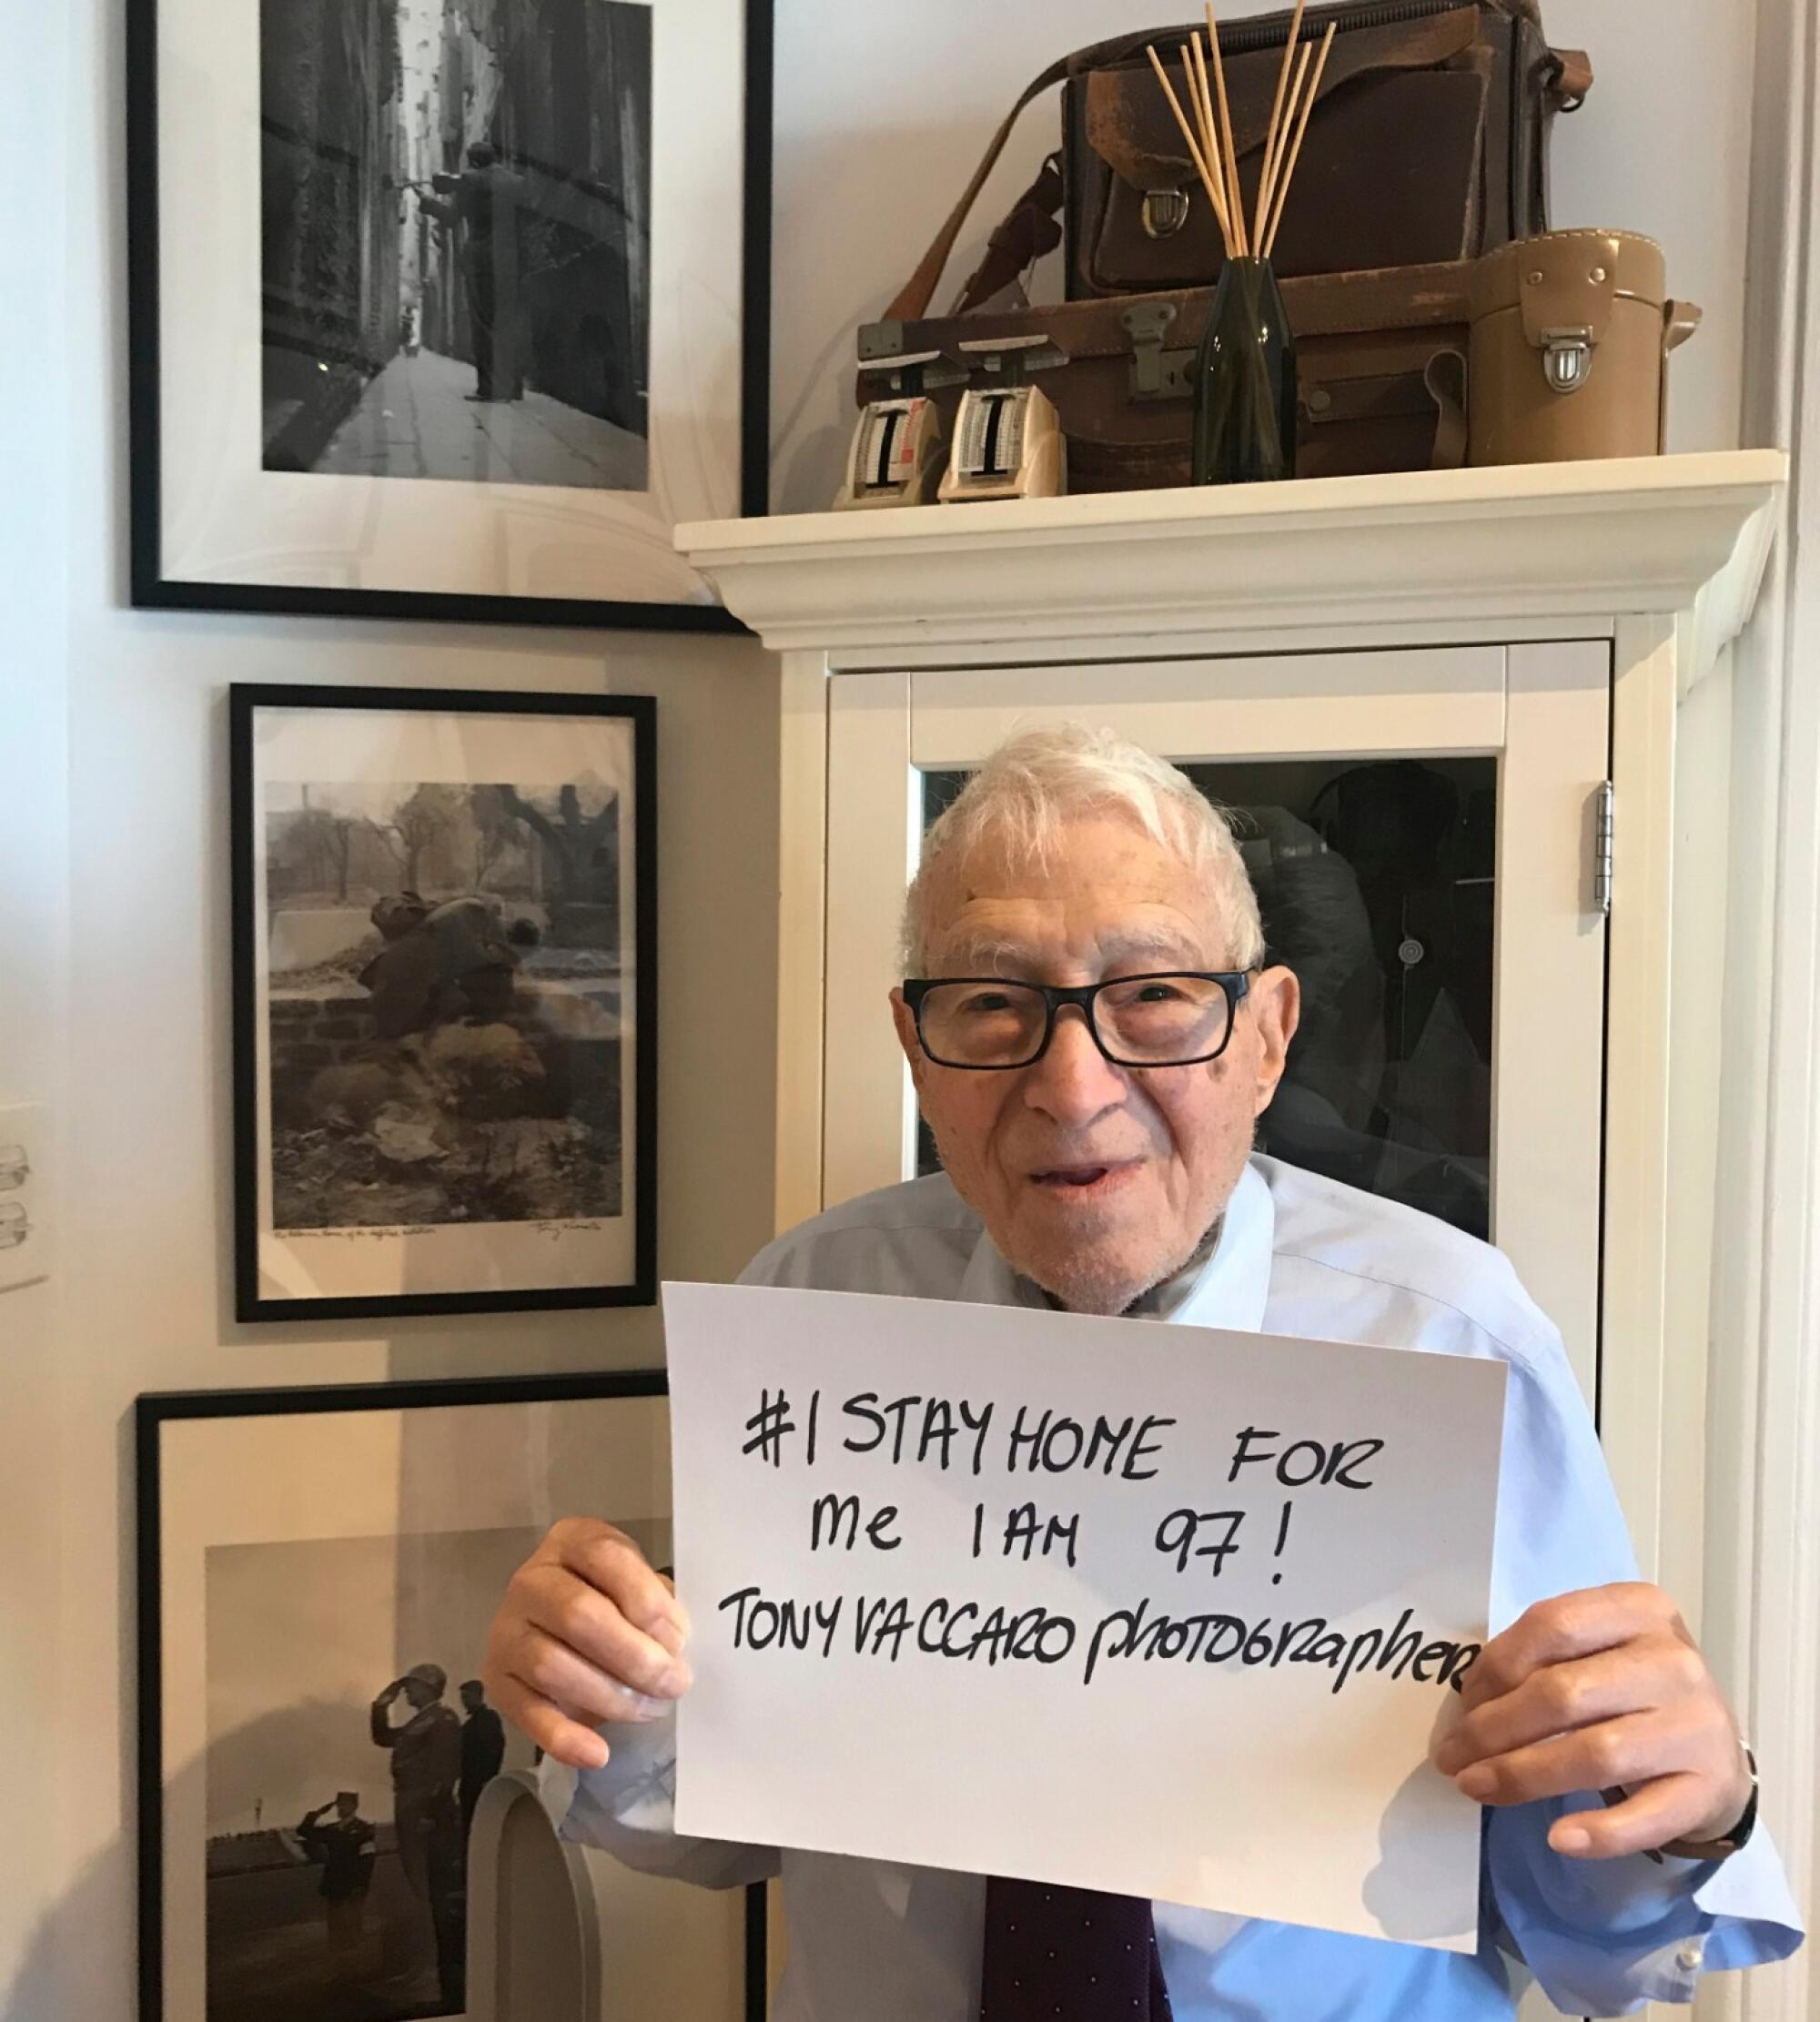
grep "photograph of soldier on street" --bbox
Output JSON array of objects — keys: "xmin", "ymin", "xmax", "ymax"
[
  {"xmin": 202, "ymin": 1523, "xmax": 597, "ymax": 2022},
  {"xmin": 262, "ymin": 773, "xmax": 631, "ymax": 1234},
  {"xmin": 261, "ymin": 0, "xmax": 652, "ymax": 490}
]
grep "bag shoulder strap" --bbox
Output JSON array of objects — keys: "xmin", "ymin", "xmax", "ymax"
[{"xmin": 884, "ymin": 28, "xmax": 1179, "ymax": 322}]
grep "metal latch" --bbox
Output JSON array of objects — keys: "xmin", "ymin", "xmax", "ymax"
[
  {"xmin": 1594, "ymin": 781, "xmax": 1614, "ymax": 914},
  {"xmin": 1542, "ymin": 327, "xmax": 1594, "ymax": 394},
  {"xmin": 1123, "ymin": 300, "xmax": 1192, "ymax": 401},
  {"xmin": 1141, "ymin": 187, "xmax": 1191, "ymax": 239}
]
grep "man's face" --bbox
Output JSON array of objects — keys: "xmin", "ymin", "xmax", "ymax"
[
  {"xmin": 402, "ymin": 1676, "xmax": 437, "ymax": 1709},
  {"xmin": 336, "ymin": 1795, "xmax": 359, "ymax": 1820},
  {"xmin": 892, "ymin": 811, "xmax": 1299, "ymax": 1316},
  {"xmin": 461, "ymin": 1683, "xmax": 483, "ymax": 1714}
]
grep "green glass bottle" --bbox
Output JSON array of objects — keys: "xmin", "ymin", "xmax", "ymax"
[{"xmin": 1190, "ymin": 256, "xmax": 1299, "ymax": 485}]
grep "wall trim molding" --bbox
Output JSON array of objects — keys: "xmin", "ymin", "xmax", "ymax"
[{"xmin": 1710, "ymin": 0, "xmax": 1820, "ymax": 2014}]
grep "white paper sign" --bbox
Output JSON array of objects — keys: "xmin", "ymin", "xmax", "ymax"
[{"xmin": 662, "ymin": 1281, "xmax": 1506, "ymax": 1950}]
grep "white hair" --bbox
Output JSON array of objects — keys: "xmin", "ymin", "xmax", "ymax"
[{"xmin": 901, "ymin": 723, "xmax": 1267, "ymax": 974}]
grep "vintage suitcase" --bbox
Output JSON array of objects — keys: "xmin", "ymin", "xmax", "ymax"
[
  {"xmin": 859, "ymin": 262, "xmax": 1475, "ymax": 494},
  {"xmin": 889, "ymin": 1, "xmax": 1592, "ymax": 326}
]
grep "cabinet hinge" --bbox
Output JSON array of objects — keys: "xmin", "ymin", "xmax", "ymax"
[{"xmin": 1594, "ymin": 782, "xmax": 1614, "ymax": 915}]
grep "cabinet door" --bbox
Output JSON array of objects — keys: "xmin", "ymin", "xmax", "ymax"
[{"xmin": 824, "ymin": 645, "xmax": 1610, "ymax": 1401}]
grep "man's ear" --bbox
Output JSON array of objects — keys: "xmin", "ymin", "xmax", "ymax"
[
  {"xmin": 889, "ymin": 988, "xmax": 926, "ymax": 1097},
  {"xmin": 1249, "ymin": 966, "xmax": 1300, "ymax": 1117}
]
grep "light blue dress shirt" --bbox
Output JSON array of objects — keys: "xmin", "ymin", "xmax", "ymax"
[{"xmin": 564, "ymin": 1156, "xmax": 1804, "ymax": 2018}]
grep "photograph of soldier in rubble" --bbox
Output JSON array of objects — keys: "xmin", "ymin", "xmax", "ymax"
[
  {"xmin": 233, "ymin": 688, "xmax": 653, "ymax": 1318},
  {"xmin": 262, "ymin": 777, "xmax": 629, "ymax": 1231},
  {"xmin": 261, "ymin": 0, "xmax": 652, "ymax": 490}
]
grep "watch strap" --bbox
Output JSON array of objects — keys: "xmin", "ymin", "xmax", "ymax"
[
  {"xmin": 1599, "ymin": 1744, "xmax": 1758, "ymax": 1865},
  {"xmin": 1657, "ymin": 1746, "xmax": 1759, "ymax": 1863}
]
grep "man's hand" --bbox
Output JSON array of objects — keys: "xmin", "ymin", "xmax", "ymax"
[
  {"xmin": 483, "ymin": 1518, "xmax": 693, "ymax": 1772},
  {"xmin": 1431, "ymin": 1582, "xmax": 1753, "ymax": 1859}
]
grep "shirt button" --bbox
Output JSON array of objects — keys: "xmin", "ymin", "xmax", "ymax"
[{"xmin": 1676, "ymin": 1940, "xmax": 1704, "ymax": 1971}]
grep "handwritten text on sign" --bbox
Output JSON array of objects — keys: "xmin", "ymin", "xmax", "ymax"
[{"xmin": 662, "ymin": 1282, "xmax": 1506, "ymax": 1949}]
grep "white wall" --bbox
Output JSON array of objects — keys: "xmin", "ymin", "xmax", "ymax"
[
  {"xmin": 0, "ymin": 0, "xmax": 71, "ymax": 2013},
  {"xmin": 0, "ymin": 0, "xmax": 1767, "ymax": 2016}
]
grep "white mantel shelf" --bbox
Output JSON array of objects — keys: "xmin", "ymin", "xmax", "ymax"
[{"xmin": 678, "ymin": 451, "xmax": 1788, "ymax": 676}]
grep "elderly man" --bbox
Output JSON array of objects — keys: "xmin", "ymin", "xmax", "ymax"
[{"xmin": 486, "ymin": 727, "xmax": 1801, "ymax": 2017}]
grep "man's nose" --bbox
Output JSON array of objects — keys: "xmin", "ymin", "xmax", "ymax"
[{"xmin": 1022, "ymin": 1006, "xmax": 1128, "ymax": 1123}]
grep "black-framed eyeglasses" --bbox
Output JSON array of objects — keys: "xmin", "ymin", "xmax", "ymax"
[{"xmin": 902, "ymin": 972, "xmax": 1255, "ymax": 1071}]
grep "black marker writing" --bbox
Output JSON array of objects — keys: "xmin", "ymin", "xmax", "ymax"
[
  {"xmin": 841, "ymin": 1394, "xmax": 996, "ymax": 1471},
  {"xmin": 853, "ymin": 1594, "xmax": 914, "ymax": 1661},
  {"xmin": 718, "ymin": 1585, "xmax": 843, "ymax": 1656},
  {"xmin": 1082, "ymin": 1600, "xmax": 1477, "ymax": 1693},
  {"xmin": 1155, "ymin": 1506, "xmax": 1245, "ymax": 1575},
  {"xmin": 913, "ymin": 1598, "xmax": 1077, "ymax": 1665},
  {"xmin": 1227, "ymin": 1427, "xmax": 1383, "ymax": 1489},
  {"xmin": 1005, "ymin": 1408, "xmax": 1178, "ymax": 1478},
  {"xmin": 742, "ymin": 1390, "xmax": 796, "ymax": 1466},
  {"xmin": 1271, "ymin": 1499, "xmax": 1292, "ymax": 1584},
  {"xmin": 809, "ymin": 1493, "xmax": 903, "ymax": 1553},
  {"xmin": 1000, "ymin": 1502, "xmax": 1080, "ymax": 1568}
]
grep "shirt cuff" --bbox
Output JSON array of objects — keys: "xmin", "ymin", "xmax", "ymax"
[
  {"xmin": 1490, "ymin": 1795, "xmax": 1805, "ymax": 2015},
  {"xmin": 560, "ymin": 1707, "xmax": 682, "ymax": 1850},
  {"xmin": 557, "ymin": 1709, "xmax": 780, "ymax": 1890}
]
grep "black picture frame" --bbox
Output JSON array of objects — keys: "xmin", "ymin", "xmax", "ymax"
[
  {"xmin": 136, "ymin": 1371, "xmax": 769, "ymax": 2022},
  {"xmin": 126, "ymin": 0, "xmax": 774, "ymax": 628},
  {"xmin": 230, "ymin": 683, "xmax": 658, "ymax": 1321}
]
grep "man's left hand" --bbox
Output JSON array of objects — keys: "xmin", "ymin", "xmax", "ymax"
[{"xmin": 1431, "ymin": 1582, "xmax": 1753, "ymax": 1860}]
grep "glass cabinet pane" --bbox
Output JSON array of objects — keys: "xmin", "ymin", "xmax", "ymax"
[{"xmin": 915, "ymin": 757, "xmax": 1497, "ymax": 1241}]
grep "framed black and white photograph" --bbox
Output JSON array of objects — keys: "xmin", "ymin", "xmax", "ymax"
[
  {"xmin": 127, "ymin": 0, "xmax": 772, "ymax": 625},
  {"xmin": 231, "ymin": 685, "xmax": 655, "ymax": 1320},
  {"xmin": 136, "ymin": 1373, "xmax": 765, "ymax": 2022}
]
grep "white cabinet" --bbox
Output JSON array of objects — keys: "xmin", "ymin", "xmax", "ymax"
[{"xmin": 679, "ymin": 450, "xmax": 1785, "ymax": 1640}]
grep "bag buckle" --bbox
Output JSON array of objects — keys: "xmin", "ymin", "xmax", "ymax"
[
  {"xmin": 1141, "ymin": 187, "xmax": 1191, "ymax": 240},
  {"xmin": 1541, "ymin": 328, "xmax": 1593, "ymax": 393},
  {"xmin": 1122, "ymin": 300, "xmax": 1191, "ymax": 400}
]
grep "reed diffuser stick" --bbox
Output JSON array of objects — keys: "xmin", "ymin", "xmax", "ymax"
[
  {"xmin": 1263, "ymin": 22, "xmax": 1335, "ymax": 257},
  {"xmin": 1253, "ymin": 0, "xmax": 1307, "ymax": 249},
  {"xmin": 1202, "ymin": 7, "xmax": 1249, "ymax": 257},
  {"xmin": 1184, "ymin": 35, "xmax": 1237, "ymax": 258},
  {"xmin": 1259, "ymin": 40, "xmax": 1311, "ymax": 238},
  {"xmin": 1190, "ymin": 33, "xmax": 1243, "ymax": 258},
  {"xmin": 1183, "ymin": 35, "xmax": 1219, "ymax": 205},
  {"xmin": 1179, "ymin": 38, "xmax": 1232, "ymax": 248},
  {"xmin": 1146, "ymin": 44, "xmax": 1232, "ymax": 252}
]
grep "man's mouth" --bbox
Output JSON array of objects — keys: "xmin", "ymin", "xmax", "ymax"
[{"xmin": 1029, "ymin": 1161, "xmax": 1137, "ymax": 1192}]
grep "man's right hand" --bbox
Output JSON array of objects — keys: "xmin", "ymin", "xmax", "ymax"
[{"xmin": 483, "ymin": 1518, "xmax": 693, "ymax": 1772}]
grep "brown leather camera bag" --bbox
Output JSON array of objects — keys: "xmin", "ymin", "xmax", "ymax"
[{"xmin": 886, "ymin": 0, "xmax": 1591, "ymax": 324}]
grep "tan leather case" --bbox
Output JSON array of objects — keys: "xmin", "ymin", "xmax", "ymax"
[{"xmin": 1466, "ymin": 229, "xmax": 1700, "ymax": 463}]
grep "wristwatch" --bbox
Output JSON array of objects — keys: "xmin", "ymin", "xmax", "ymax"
[{"xmin": 1606, "ymin": 1744, "xmax": 1760, "ymax": 1864}]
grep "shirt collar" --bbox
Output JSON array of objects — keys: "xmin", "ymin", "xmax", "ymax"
[{"xmin": 956, "ymin": 1157, "xmax": 1276, "ymax": 1332}]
